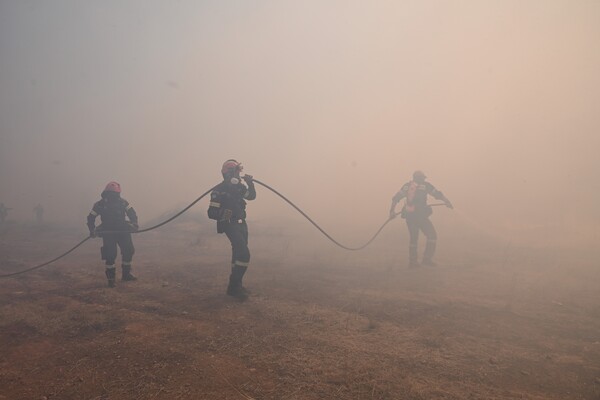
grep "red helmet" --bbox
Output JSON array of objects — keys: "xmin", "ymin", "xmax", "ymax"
[
  {"xmin": 221, "ymin": 159, "xmax": 243, "ymax": 176},
  {"xmin": 104, "ymin": 181, "xmax": 121, "ymax": 193}
]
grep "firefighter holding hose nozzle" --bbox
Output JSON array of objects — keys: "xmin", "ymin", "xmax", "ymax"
[
  {"xmin": 207, "ymin": 160, "xmax": 256, "ymax": 301},
  {"xmin": 389, "ymin": 171, "xmax": 453, "ymax": 268}
]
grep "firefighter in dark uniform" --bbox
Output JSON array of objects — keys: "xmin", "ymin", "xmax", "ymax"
[
  {"xmin": 34, "ymin": 204, "xmax": 44, "ymax": 225},
  {"xmin": 207, "ymin": 160, "xmax": 256, "ymax": 300},
  {"xmin": 87, "ymin": 181, "xmax": 139, "ymax": 287},
  {"xmin": 389, "ymin": 171, "xmax": 453, "ymax": 267},
  {"xmin": 0, "ymin": 203, "xmax": 9, "ymax": 224}
]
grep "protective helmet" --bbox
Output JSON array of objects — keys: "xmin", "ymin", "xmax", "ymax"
[
  {"xmin": 221, "ymin": 159, "xmax": 243, "ymax": 177},
  {"xmin": 104, "ymin": 181, "xmax": 121, "ymax": 193},
  {"xmin": 413, "ymin": 170, "xmax": 426, "ymax": 181}
]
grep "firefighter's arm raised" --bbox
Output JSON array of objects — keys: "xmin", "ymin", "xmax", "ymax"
[{"xmin": 242, "ymin": 175, "xmax": 256, "ymax": 200}]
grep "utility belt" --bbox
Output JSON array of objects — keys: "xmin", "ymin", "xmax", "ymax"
[
  {"xmin": 217, "ymin": 218, "xmax": 246, "ymax": 233},
  {"xmin": 95, "ymin": 222, "xmax": 136, "ymax": 236},
  {"xmin": 402, "ymin": 204, "xmax": 432, "ymax": 219}
]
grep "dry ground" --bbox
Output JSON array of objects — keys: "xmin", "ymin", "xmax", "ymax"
[{"xmin": 1, "ymin": 220, "xmax": 599, "ymax": 399}]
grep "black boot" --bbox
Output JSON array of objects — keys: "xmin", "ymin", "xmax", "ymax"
[
  {"xmin": 237, "ymin": 265, "xmax": 250, "ymax": 295},
  {"xmin": 105, "ymin": 266, "xmax": 116, "ymax": 288},
  {"xmin": 409, "ymin": 244, "xmax": 420, "ymax": 268},
  {"xmin": 121, "ymin": 263, "xmax": 137, "ymax": 281},
  {"xmin": 422, "ymin": 239, "xmax": 437, "ymax": 266},
  {"xmin": 226, "ymin": 265, "xmax": 248, "ymax": 300}
]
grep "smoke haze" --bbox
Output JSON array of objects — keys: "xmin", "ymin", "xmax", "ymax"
[{"xmin": 1, "ymin": 1, "xmax": 599, "ymax": 249}]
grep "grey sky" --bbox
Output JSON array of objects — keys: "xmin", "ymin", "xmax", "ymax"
[{"xmin": 1, "ymin": 1, "xmax": 599, "ymax": 247}]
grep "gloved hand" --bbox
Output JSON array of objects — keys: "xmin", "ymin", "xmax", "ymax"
[
  {"xmin": 89, "ymin": 230, "xmax": 97, "ymax": 238},
  {"xmin": 242, "ymin": 174, "xmax": 253, "ymax": 183},
  {"xmin": 130, "ymin": 223, "xmax": 139, "ymax": 232},
  {"xmin": 445, "ymin": 200, "xmax": 454, "ymax": 209},
  {"xmin": 389, "ymin": 211, "xmax": 397, "ymax": 220}
]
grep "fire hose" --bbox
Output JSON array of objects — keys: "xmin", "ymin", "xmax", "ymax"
[{"xmin": 0, "ymin": 179, "xmax": 447, "ymax": 278}]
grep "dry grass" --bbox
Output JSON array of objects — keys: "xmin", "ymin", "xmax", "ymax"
[{"xmin": 0, "ymin": 224, "xmax": 599, "ymax": 399}]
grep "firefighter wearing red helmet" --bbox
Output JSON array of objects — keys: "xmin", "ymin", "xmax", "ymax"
[
  {"xmin": 87, "ymin": 181, "xmax": 139, "ymax": 287},
  {"xmin": 207, "ymin": 160, "xmax": 256, "ymax": 300},
  {"xmin": 389, "ymin": 171, "xmax": 453, "ymax": 267}
]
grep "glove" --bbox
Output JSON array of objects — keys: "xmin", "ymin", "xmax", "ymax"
[
  {"xmin": 445, "ymin": 200, "xmax": 454, "ymax": 209},
  {"xmin": 389, "ymin": 211, "xmax": 397, "ymax": 220},
  {"xmin": 243, "ymin": 174, "xmax": 253, "ymax": 183},
  {"xmin": 130, "ymin": 223, "xmax": 139, "ymax": 232},
  {"xmin": 89, "ymin": 230, "xmax": 97, "ymax": 238}
]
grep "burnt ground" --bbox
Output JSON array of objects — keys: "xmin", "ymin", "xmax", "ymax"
[{"xmin": 1, "ymin": 221, "xmax": 599, "ymax": 399}]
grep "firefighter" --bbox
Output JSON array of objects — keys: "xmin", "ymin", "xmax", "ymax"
[
  {"xmin": 207, "ymin": 160, "xmax": 256, "ymax": 300},
  {"xmin": 389, "ymin": 171, "xmax": 453, "ymax": 267},
  {"xmin": 0, "ymin": 203, "xmax": 8, "ymax": 224},
  {"xmin": 87, "ymin": 181, "xmax": 139, "ymax": 287},
  {"xmin": 33, "ymin": 204, "xmax": 44, "ymax": 225}
]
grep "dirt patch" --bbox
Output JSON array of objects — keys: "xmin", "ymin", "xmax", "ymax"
[{"xmin": 1, "ymin": 225, "xmax": 599, "ymax": 399}]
